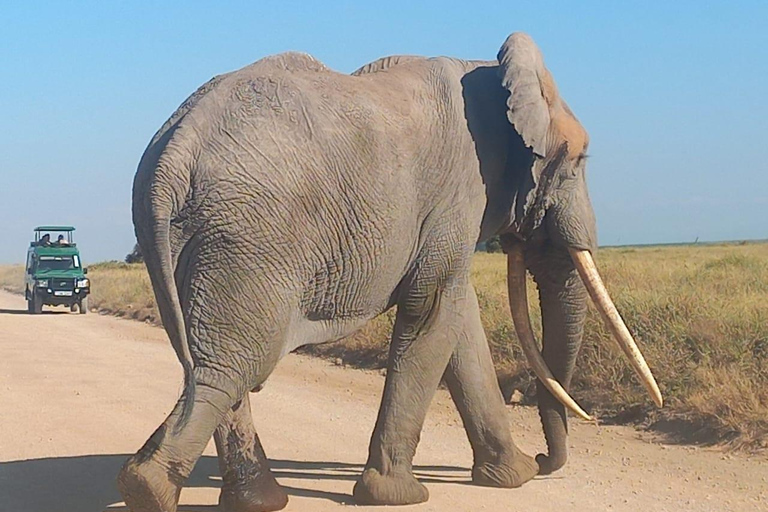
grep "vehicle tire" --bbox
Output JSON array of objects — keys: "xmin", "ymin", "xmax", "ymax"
[
  {"xmin": 70, "ymin": 303, "xmax": 77, "ymax": 313},
  {"xmin": 27, "ymin": 298, "xmax": 34, "ymax": 313},
  {"xmin": 32, "ymin": 291, "xmax": 43, "ymax": 314},
  {"xmin": 79, "ymin": 297, "xmax": 88, "ymax": 314}
]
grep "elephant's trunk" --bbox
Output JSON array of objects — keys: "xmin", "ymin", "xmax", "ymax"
[
  {"xmin": 506, "ymin": 243, "xmax": 663, "ymax": 475},
  {"xmin": 528, "ymin": 248, "xmax": 588, "ymax": 474},
  {"xmin": 506, "ymin": 247, "xmax": 591, "ymax": 421}
]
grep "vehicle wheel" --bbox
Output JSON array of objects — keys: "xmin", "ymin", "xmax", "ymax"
[
  {"xmin": 79, "ymin": 297, "xmax": 88, "ymax": 314},
  {"xmin": 70, "ymin": 303, "xmax": 78, "ymax": 313},
  {"xmin": 27, "ymin": 298, "xmax": 34, "ymax": 313},
  {"xmin": 32, "ymin": 292, "xmax": 43, "ymax": 314}
]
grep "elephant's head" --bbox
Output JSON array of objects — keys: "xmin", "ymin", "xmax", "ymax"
[{"xmin": 491, "ymin": 33, "xmax": 662, "ymax": 474}]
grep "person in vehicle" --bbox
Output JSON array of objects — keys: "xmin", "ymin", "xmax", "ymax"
[
  {"xmin": 39, "ymin": 234, "xmax": 51, "ymax": 247},
  {"xmin": 56, "ymin": 234, "xmax": 69, "ymax": 246}
]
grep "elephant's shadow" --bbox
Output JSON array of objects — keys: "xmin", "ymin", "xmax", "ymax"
[{"xmin": 0, "ymin": 454, "xmax": 469, "ymax": 512}]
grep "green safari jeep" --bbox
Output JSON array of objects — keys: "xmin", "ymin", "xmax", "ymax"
[{"xmin": 25, "ymin": 226, "xmax": 91, "ymax": 314}]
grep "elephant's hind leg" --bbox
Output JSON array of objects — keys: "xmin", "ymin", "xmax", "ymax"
[
  {"xmin": 443, "ymin": 285, "xmax": 538, "ymax": 488},
  {"xmin": 215, "ymin": 394, "xmax": 288, "ymax": 512},
  {"xmin": 117, "ymin": 373, "xmax": 238, "ymax": 512},
  {"xmin": 353, "ymin": 270, "xmax": 474, "ymax": 506}
]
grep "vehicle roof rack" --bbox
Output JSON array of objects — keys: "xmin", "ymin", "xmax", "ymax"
[{"xmin": 34, "ymin": 226, "xmax": 75, "ymax": 232}]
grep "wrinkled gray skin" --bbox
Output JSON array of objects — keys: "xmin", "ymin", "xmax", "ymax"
[{"xmin": 120, "ymin": 33, "xmax": 596, "ymax": 512}]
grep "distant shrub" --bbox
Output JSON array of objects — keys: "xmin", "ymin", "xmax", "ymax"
[
  {"xmin": 125, "ymin": 243, "xmax": 144, "ymax": 264},
  {"xmin": 479, "ymin": 235, "xmax": 503, "ymax": 253}
]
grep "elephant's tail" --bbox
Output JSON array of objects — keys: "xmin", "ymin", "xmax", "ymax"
[{"xmin": 132, "ymin": 159, "xmax": 195, "ymax": 432}]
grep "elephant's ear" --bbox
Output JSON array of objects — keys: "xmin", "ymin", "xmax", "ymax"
[
  {"xmin": 497, "ymin": 32, "xmax": 556, "ymax": 160},
  {"xmin": 498, "ymin": 33, "xmax": 578, "ymax": 235}
]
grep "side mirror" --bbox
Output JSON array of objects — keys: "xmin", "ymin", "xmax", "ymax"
[{"xmin": 83, "ymin": 268, "xmax": 88, "ymax": 274}]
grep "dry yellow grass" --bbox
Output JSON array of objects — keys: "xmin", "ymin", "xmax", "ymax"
[
  {"xmin": 2, "ymin": 241, "xmax": 766, "ymax": 448},
  {"xmin": 0, "ymin": 265, "xmax": 24, "ymax": 294},
  {"xmin": 84, "ymin": 261, "xmax": 159, "ymax": 321},
  {"xmin": 311, "ymin": 242, "xmax": 768, "ymax": 449}
]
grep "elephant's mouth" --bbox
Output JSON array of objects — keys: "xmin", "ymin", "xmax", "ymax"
[{"xmin": 505, "ymin": 244, "xmax": 663, "ymax": 420}]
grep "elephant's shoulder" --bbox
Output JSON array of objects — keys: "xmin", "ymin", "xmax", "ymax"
[{"xmin": 351, "ymin": 55, "xmax": 425, "ymax": 76}]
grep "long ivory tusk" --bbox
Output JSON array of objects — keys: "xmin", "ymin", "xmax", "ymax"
[
  {"xmin": 568, "ymin": 248, "xmax": 663, "ymax": 407},
  {"xmin": 506, "ymin": 246, "xmax": 593, "ymax": 421}
]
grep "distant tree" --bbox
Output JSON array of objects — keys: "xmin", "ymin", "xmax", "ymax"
[
  {"xmin": 484, "ymin": 235, "xmax": 503, "ymax": 253},
  {"xmin": 125, "ymin": 243, "xmax": 144, "ymax": 264}
]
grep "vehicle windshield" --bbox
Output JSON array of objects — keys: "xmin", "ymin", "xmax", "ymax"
[{"xmin": 37, "ymin": 255, "xmax": 79, "ymax": 271}]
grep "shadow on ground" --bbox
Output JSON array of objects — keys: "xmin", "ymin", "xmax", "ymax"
[
  {"xmin": 0, "ymin": 454, "xmax": 469, "ymax": 512},
  {"xmin": 602, "ymin": 405, "xmax": 733, "ymax": 449},
  {"xmin": 0, "ymin": 308, "xmax": 73, "ymax": 315}
]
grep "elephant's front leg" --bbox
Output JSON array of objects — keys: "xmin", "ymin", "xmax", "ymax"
[
  {"xmin": 352, "ymin": 281, "xmax": 469, "ymax": 506},
  {"xmin": 214, "ymin": 394, "xmax": 288, "ymax": 512},
  {"xmin": 443, "ymin": 284, "xmax": 538, "ymax": 487}
]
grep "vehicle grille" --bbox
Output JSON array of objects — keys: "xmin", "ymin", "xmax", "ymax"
[{"xmin": 51, "ymin": 278, "xmax": 75, "ymax": 291}]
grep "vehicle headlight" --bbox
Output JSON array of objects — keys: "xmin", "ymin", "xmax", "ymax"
[
  {"xmin": 36, "ymin": 279, "xmax": 48, "ymax": 287},
  {"xmin": 77, "ymin": 278, "xmax": 89, "ymax": 288}
]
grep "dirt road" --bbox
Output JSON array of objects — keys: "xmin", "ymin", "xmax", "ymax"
[{"xmin": 0, "ymin": 290, "xmax": 765, "ymax": 512}]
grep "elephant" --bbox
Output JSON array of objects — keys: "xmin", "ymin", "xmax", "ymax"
[{"xmin": 120, "ymin": 32, "xmax": 662, "ymax": 512}]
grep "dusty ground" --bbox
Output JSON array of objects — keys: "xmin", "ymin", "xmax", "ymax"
[{"xmin": 0, "ymin": 289, "xmax": 765, "ymax": 512}]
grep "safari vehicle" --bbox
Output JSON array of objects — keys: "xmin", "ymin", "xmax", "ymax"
[{"xmin": 25, "ymin": 226, "xmax": 90, "ymax": 314}]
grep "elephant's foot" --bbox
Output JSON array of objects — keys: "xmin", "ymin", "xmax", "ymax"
[
  {"xmin": 352, "ymin": 468, "xmax": 429, "ymax": 506},
  {"xmin": 472, "ymin": 450, "xmax": 538, "ymax": 488},
  {"xmin": 218, "ymin": 473, "xmax": 288, "ymax": 512},
  {"xmin": 117, "ymin": 456, "xmax": 181, "ymax": 512}
]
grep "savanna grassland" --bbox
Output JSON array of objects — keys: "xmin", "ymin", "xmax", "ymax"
[{"xmin": 2, "ymin": 242, "xmax": 766, "ymax": 449}]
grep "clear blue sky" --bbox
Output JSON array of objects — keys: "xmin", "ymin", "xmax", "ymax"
[{"xmin": 1, "ymin": 1, "xmax": 766, "ymax": 263}]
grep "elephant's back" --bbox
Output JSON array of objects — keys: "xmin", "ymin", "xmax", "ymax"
[
  {"xmin": 143, "ymin": 52, "xmax": 488, "ymax": 338},
  {"xmin": 178, "ymin": 52, "xmax": 436, "ymax": 216},
  {"xmin": 147, "ymin": 51, "xmax": 484, "ymax": 247},
  {"xmin": 169, "ymin": 51, "xmax": 482, "ymax": 263},
  {"xmin": 180, "ymin": 51, "xmax": 448, "ymax": 149}
]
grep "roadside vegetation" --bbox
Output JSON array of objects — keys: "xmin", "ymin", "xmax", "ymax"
[{"xmin": 2, "ymin": 242, "xmax": 766, "ymax": 450}]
